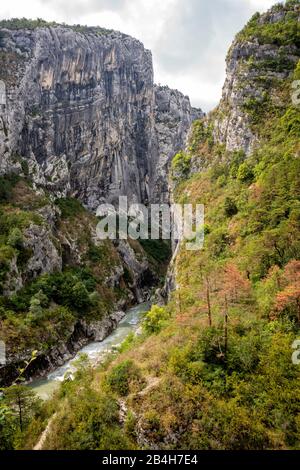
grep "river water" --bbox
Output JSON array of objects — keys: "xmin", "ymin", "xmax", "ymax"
[{"xmin": 29, "ymin": 302, "xmax": 150, "ymax": 400}]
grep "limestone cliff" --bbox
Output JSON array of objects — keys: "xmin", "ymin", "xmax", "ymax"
[
  {"xmin": 153, "ymin": 85, "xmax": 203, "ymax": 203},
  {"xmin": 0, "ymin": 23, "xmax": 200, "ymax": 209},
  {"xmin": 213, "ymin": 2, "xmax": 300, "ymax": 155}
]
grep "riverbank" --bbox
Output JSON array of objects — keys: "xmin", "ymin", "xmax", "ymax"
[{"xmin": 30, "ymin": 302, "xmax": 150, "ymax": 400}]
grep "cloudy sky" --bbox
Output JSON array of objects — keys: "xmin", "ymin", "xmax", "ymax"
[{"xmin": 0, "ymin": 0, "xmax": 280, "ymax": 111}]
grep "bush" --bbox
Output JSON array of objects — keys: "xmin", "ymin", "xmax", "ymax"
[
  {"xmin": 8, "ymin": 268, "xmax": 97, "ymax": 313},
  {"xmin": 124, "ymin": 410, "xmax": 137, "ymax": 439},
  {"xmin": 143, "ymin": 305, "xmax": 170, "ymax": 335},
  {"xmin": 238, "ymin": 4, "xmax": 300, "ymax": 48},
  {"xmin": 106, "ymin": 360, "xmax": 144, "ymax": 396},
  {"xmin": 198, "ymin": 327, "xmax": 226, "ymax": 366},
  {"xmin": 280, "ymin": 107, "xmax": 300, "ymax": 137},
  {"xmin": 242, "ymin": 96, "xmax": 268, "ymax": 124},
  {"xmin": 0, "ymin": 18, "xmax": 113, "ymax": 36},
  {"xmin": 224, "ymin": 197, "xmax": 238, "ymax": 218},
  {"xmin": 87, "ymin": 244, "xmax": 105, "ymax": 263},
  {"xmin": 226, "ymin": 329, "xmax": 268, "ymax": 374},
  {"xmin": 229, "ymin": 150, "xmax": 246, "ymax": 178},
  {"xmin": 0, "ymin": 245, "xmax": 15, "ymax": 289},
  {"xmin": 55, "ymin": 197, "xmax": 85, "ymax": 219},
  {"xmin": 7, "ymin": 228, "xmax": 23, "ymax": 249},
  {"xmin": 237, "ymin": 162, "xmax": 254, "ymax": 183},
  {"xmin": 0, "ymin": 18, "xmax": 54, "ymax": 30},
  {"xmin": 171, "ymin": 152, "xmax": 191, "ymax": 181},
  {"xmin": 0, "ymin": 174, "xmax": 19, "ymax": 203}
]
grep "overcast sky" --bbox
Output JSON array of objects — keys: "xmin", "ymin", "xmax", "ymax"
[{"xmin": 0, "ymin": 0, "xmax": 280, "ymax": 111}]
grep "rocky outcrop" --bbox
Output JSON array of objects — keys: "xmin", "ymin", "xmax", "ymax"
[
  {"xmin": 117, "ymin": 239, "xmax": 157, "ymax": 302},
  {"xmin": 213, "ymin": 3, "xmax": 300, "ymax": 155},
  {"xmin": 152, "ymin": 85, "xmax": 203, "ymax": 203},
  {"xmin": 2, "ymin": 203, "xmax": 62, "ymax": 296},
  {"xmin": 0, "ymin": 24, "xmax": 200, "ymax": 209},
  {"xmin": 23, "ymin": 223, "xmax": 62, "ymax": 280}
]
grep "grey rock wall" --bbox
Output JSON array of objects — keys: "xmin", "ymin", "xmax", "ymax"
[
  {"xmin": 213, "ymin": 6, "xmax": 300, "ymax": 155},
  {"xmin": 0, "ymin": 26, "xmax": 200, "ymax": 209},
  {"xmin": 153, "ymin": 85, "xmax": 204, "ymax": 203}
]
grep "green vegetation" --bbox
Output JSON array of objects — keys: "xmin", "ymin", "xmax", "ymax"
[
  {"xmin": 0, "ymin": 177, "xmax": 46, "ymax": 293},
  {"xmin": 0, "ymin": 18, "xmax": 115, "ymax": 36},
  {"xmin": 0, "ymin": 385, "xmax": 40, "ymax": 450},
  {"xmin": 143, "ymin": 305, "xmax": 170, "ymax": 335},
  {"xmin": 0, "ymin": 178, "xmax": 136, "ymax": 389},
  {"xmin": 242, "ymin": 95, "xmax": 270, "ymax": 125},
  {"xmin": 7, "ymin": 268, "xmax": 97, "ymax": 312},
  {"xmin": 224, "ymin": 197, "xmax": 238, "ymax": 217},
  {"xmin": 106, "ymin": 360, "xmax": 144, "ymax": 396},
  {"xmin": 0, "ymin": 174, "xmax": 19, "ymax": 202},
  {"xmin": 55, "ymin": 197, "xmax": 85, "ymax": 219},
  {"xmin": 0, "ymin": 263, "xmax": 117, "ymax": 356},
  {"xmin": 171, "ymin": 151, "xmax": 191, "ymax": 181},
  {"xmin": 188, "ymin": 120, "xmax": 214, "ymax": 154},
  {"xmin": 0, "ymin": 175, "xmax": 162, "ymax": 450},
  {"xmin": 139, "ymin": 239, "xmax": 171, "ymax": 264},
  {"xmin": 238, "ymin": 1, "xmax": 300, "ymax": 47},
  {"xmin": 0, "ymin": 18, "xmax": 60, "ymax": 30}
]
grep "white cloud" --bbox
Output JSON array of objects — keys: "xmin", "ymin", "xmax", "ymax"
[{"xmin": 248, "ymin": 0, "xmax": 280, "ymax": 9}]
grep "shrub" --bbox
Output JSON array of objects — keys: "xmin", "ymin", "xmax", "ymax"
[
  {"xmin": 7, "ymin": 228, "xmax": 23, "ymax": 249},
  {"xmin": 171, "ymin": 151, "xmax": 191, "ymax": 181},
  {"xmin": 188, "ymin": 120, "xmax": 214, "ymax": 153},
  {"xmin": 242, "ymin": 95, "xmax": 270, "ymax": 124},
  {"xmin": 0, "ymin": 245, "xmax": 15, "ymax": 289},
  {"xmin": 280, "ymin": 107, "xmax": 300, "ymax": 137},
  {"xmin": 87, "ymin": 244, "xmax": 105, "ymax": 263},
  {"xmin": 55, "ymin": 197, "xmax": 85, "ymax": 219},
  {"xmin": 224, "ymin": 197, "xmax": 238, "ymax": 218},
  {"xmin": 0, "ymin": 174, "xmax": 19, "ymax": 203},
  {"xmin": 238, "ymin": 4, "xmax": 300, "ymax": 48},
  {"xmin": 106, "ymin": 360, "xmax": 144, "ymax": 396},
  {"xmin": 143, "ymin": 305, "xmax": 170, "ymax": 335},
  {"xmin": 8, "ymin": 269, "xmax": 97, "ymax": 313},
  {"xmin": 198, "ymin": 327, "xmax": 226, "ymax": 366},
  {"xmin": 124, "ymin": 410, "xmax": 137, "ymax": 439},
  {"xmin": 226, "ymin": 329, "xmax": 268, "ymax": 374},
  {"xmin": 237, "ymin": 163, "xmax": 254, "ymax": 183},
  {"xmin": 229, "ymin": 150, "xmax": 246, "ymax": 178}
]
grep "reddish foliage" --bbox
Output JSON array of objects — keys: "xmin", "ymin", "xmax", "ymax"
[
  {"xmin": 219, "ymin": 263, "xmax": 251, "ymax": 304},
  {"xmin": 282, "ymin": 260, "xmax": 300, "ymax": 285},
  {"xmin": 274, "ymin": 260, "xmax": 300, "ymax": 321}
]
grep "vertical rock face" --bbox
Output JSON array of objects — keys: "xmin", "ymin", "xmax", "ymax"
[
  {"xmin": 213, "ymin": 3, "xmax": 300, "ymax": 155},
  {"xmin": 153, "ymin": 85, "xmax": 204, "ymax": 203},
  {"xmin": 0, "ymin": 25, "xmax": 200, "ymax": 208}
]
